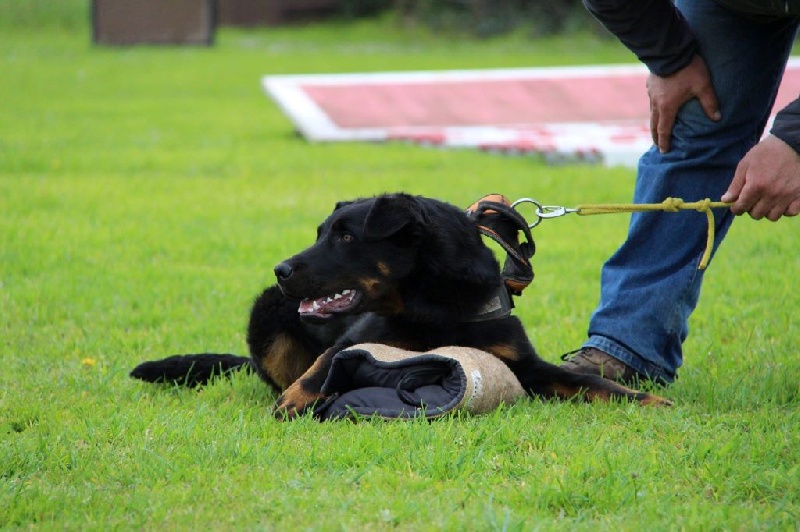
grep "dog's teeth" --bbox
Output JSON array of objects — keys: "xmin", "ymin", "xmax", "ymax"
[
  {"xmin": 342, "ymin": 290, "xmax": 351, "ymax": 295},
  {"xmin": 334, "ymin": 293, "xmax": 342, "ymax": 299},
  {"xmin": 312, "ymin": 301, "xmax": 320, "ymax": 311},
  {"xmin": 325, "ymin": 297, "xmax": 333, "ymax": 303}
]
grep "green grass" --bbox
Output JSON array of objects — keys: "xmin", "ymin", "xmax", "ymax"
[{"xmin": 2, "ymin": 3, "xmax": 799, "ymax": 529}]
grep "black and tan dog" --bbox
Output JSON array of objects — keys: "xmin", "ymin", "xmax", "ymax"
[{"xmin": 131, "ymin": 193, "xmax": 670, "ymax": 417}]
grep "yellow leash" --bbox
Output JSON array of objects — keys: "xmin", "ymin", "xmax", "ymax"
[{"xmin": 513, "ymin": 197, "xmax": 732, "ymax": 270}]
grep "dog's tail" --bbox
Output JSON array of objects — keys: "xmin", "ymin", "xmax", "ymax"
[{"xmin": 130, "ymin": 354, "xmax": 252, "ymax": 387}]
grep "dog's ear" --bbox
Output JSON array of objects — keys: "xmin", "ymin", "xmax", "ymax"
[
  {"xmin": 333, "ymin": 200, "xmax": 355, "ymax": 212},
  {"xmin": 363, "ymin": 195, "xmax": 422, "ymax": 243}
]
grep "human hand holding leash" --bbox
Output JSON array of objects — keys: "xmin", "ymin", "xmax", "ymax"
[
  {"xmin": 722, "ymin": 134, "xmax": 800, "ymax": 221},
  {"xmin": 647, "ymin": 54, "xmax": 721, "ymax": 153}
]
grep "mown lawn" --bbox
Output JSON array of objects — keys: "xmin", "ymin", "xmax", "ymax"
[{"xmin": 1, "ymin": 2, "xmax": 798, "ymax": 529}]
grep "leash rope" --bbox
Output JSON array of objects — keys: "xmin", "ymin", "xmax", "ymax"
[{"xmin": 514, "ymin": 197, "xmax": 732, "ymax": 270}]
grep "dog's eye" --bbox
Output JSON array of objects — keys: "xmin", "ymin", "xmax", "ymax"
[{"xmin": 340, "ymin": 233, "xmax": 354, "ymax": 244}]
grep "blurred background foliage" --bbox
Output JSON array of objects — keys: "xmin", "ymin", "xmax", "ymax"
[{"xmin": 0, "ymin": 0, "xmax": 604, "ymax": 38}]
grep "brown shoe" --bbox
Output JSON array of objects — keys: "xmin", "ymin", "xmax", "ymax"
[{"xmin": 560, "ymin": 347, "xmax": 640, "ymax": 383}]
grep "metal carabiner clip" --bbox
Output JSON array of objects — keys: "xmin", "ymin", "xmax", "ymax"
[
  {"xmin": 537, "ymin": 205, "xmax": 580, "ymax": 218},
  {"xmin": 511, "ymin": 198, "xmax": 579, "ymax": 228}
]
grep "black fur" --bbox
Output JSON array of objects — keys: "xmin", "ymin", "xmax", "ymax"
[
  {"xmin": 129, "ymin": 354, "xmax": 251, "ymax": 387},
  {"xmin": 130, "ymin": 193, "xmax": 670, "ymax": 415}
]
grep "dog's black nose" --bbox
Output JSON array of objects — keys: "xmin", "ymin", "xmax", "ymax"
[{"xmin": 274, "ymin": 262, "xmax": 293, "ymax": 281}]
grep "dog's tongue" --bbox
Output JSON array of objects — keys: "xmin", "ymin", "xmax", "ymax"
[{"xmin": 298, "ymin": 290, "xmax": 356, "ymax": 316}]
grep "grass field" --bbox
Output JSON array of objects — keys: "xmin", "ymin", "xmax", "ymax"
[{"xmin": 1, "ymin": 2, "xmax": 799, "ymax": 529}]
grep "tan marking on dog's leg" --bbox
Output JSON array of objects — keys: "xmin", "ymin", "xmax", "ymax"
[
  {"xmin": 259, "ymin": 333, "xmax": 314, "ymax": 391},
  {"xmin": 548, "ymin": 382, "xmax": 672, "ymax": 406},
  {"xmin": 274, "ymin": 347, "xmax": 335, "ymax": 419},
  {"xmin": 488, "ymin": 343, "xmax": 520, "ymax": 362},
  {"xmin": 638, "ymin": 393, "xmax": 673, "ymax": 407},
  {"xmin": 275, "ymin": 384, "xmax": 325, "ymax": 420},
  {"xmin": 597, "ymin": 381, "xmax": 673, "ymax": 406}
]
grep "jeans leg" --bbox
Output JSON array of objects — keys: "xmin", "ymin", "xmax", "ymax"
[{"xmin": 584, "ymin": 0, "xmax": 799, "ymax": 383}]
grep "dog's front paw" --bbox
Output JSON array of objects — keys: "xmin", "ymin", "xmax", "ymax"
[{"xmin": 274, "ymin": 384, "xmax": 325, "ymax": 421}]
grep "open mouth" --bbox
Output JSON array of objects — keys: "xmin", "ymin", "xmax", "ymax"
[{"xmin": 298, "ymin": 289, "xmax": 361, "ymax": 319}]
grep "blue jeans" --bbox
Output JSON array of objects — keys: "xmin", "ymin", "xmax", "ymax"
[{"xmin": 583, "ymin": 0, "xmax": 799, "ymax": 383}]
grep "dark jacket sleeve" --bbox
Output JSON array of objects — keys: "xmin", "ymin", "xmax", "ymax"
[
  {"xmin": 770, "ymin": 98, "xmax": 800, "ymax": 154},
  {"xmin": 582, "ymin": 0, "xmax": 699, "ymax": 76}
]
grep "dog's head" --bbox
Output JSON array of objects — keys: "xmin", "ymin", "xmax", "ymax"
[
  {"xmin": 274, "ymin": 193, "xmax": 502, "ymax": 323},
  {"xmin": 274, "ymin": 194, "xmax": 424, "ymax": 321}
]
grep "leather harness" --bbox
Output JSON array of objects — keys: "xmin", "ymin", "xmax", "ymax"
[{"xmin": 465, "ymin": 194, "xmax": 536, "ymax": 321}]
